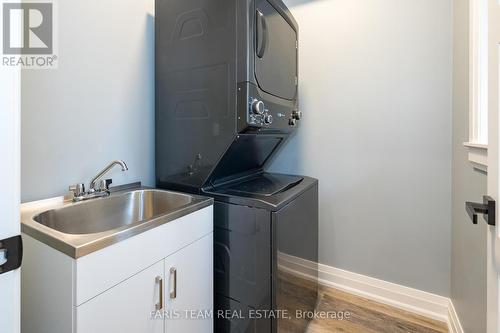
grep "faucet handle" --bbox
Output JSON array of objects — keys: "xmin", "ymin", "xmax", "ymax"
[
  {"xmin": 69, "ymin": 183, "xmax": 85, "ymax": 197},
  {"xmin": 98, "ymin": 178, "xmax": 113, "ymax": 192}
]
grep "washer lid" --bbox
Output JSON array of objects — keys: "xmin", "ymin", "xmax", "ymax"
[
  {"xmin": 204, "ymin": 173, "xmax": 317, "ymax": 211},
  {"xmin": 218, "ymin": 173, "xmax": 303, "ymax": 197}
]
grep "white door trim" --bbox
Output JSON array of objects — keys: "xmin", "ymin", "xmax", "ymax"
[
  {"xmin": 0, "ymin": 64, "xmax": 21, "ymax": 333},
  {"xmin": 487, "ymin": 0, "xmax": 500, "ymax": 332}
]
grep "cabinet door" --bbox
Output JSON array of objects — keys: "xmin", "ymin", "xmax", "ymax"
[
  {"xmin": 77, "ymin": 260, "xmax": 164, "ymax": 333},
  {"xmin": 164, "ymin": 233, "xmax": 213, "ymax": 333}
]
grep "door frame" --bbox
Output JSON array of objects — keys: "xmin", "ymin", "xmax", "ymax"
[
  {"xmin": 0, "ymin": 62, "xmax": 21, "ymax": 332},
  {"xmin": 487, "ymin": 0, "xmax": 500, "ymax": 332}
]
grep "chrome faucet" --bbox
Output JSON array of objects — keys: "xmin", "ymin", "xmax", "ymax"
[
  {"xmin": 69, "ymin": 160, "xmax": 128, "ymax": 202},
  {"xmin": 89, "ymin": 160, "xmax": 128, "ymax": 191}
]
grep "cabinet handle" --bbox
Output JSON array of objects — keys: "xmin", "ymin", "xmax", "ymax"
[
  {"xmin": 155, "ymin": 276, "xmax": 163, "ymax": 310},
  {"xmin": 170, "ymin": 267, "xmax": 177, "ymax": 299}
]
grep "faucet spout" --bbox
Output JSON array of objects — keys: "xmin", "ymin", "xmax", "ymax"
[{"xmin": 89, "ymin": 160, "xmax": 128, "ymax": 191}]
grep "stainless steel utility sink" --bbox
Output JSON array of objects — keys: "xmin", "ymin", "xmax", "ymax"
[
  {"xmin": 21, "ymin": 186, "xmax": 213, "ymax": 258},
  {"xmin": 33, "ymin": 189, "xmax": 195, "ymax": 235}
]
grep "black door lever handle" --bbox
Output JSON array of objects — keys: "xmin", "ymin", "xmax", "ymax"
[
  {"xmin": 0, "ymin": 235, "xmax": 22, "ymax": 274},
  {"xmin": 465, "ymin": 196, "xmax": 496, "ymax": 226}
]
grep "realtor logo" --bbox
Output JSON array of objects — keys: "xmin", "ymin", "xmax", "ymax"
[
  {"xmin": 2, "ymin": 1, "xmax": 57, "ymax": 68},
  {"xmin": 3, "ymin": 3, "xmax": 53, "ymax": 54}
]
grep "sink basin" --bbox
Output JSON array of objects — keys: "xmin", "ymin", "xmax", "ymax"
[
  {"xmin": 21, "ymin": 186, "xmax": 213, "ymax": 258},
  {"xmin": 33, "ymin": 189, "xmax": 195, "ymax": 235}
]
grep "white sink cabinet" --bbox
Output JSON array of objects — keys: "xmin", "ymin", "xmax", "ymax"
[{"xmin": 21, "ymin": 206, "xmax": 213, "ymax": 333}]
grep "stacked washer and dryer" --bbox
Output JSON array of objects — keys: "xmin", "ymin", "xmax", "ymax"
[{"xmin": 155, "ymin": 0, "xmax": 319, "ymax": 332}]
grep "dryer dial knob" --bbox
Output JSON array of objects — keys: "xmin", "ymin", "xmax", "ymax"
[
  {"xmin": 252, "ymin": 100, "xmax": 265, "ymax": 115},
  {"xmin": 292, "ymin": 110, "xmax": 302, "ymax": 120}
]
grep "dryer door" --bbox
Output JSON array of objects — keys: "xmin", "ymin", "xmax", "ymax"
[{"xmin": 254, "ymin": 0, "xmax": 297, "ymax": 100}]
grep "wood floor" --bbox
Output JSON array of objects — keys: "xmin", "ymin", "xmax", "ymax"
[{"xmin": 277, "ymin": 271, "xmax": 449, "ymax": 333}]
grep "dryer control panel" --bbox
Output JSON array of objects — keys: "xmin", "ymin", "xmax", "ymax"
[
  {"xmin": 248, "ymin": 97, "xmax": 274, "ymax": 127},
  {"xmin": 237, "ymin": 82, "xmax": 297, "ymax": 133}
]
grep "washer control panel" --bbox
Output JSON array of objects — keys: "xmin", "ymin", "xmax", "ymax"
[{"xmin": 248, "ymin": 97, "xmax": 273, "ymax": 126}]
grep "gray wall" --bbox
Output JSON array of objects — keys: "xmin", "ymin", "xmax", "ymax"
[
  {"xmin": 270, "ymin": 0, "xmax": 453, "ymax": 296},
  {"xmin": 450, "ymin": 0, "xmax": 487, "ymax": 331},
  {"xmin": 21, "ymin": 0, "xmax": 155, "ymax": 202}
]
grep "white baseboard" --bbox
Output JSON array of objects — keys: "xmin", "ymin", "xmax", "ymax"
[{"xmin": 277, "ymin": 252, "xmax": 464, "ymax": 333}]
